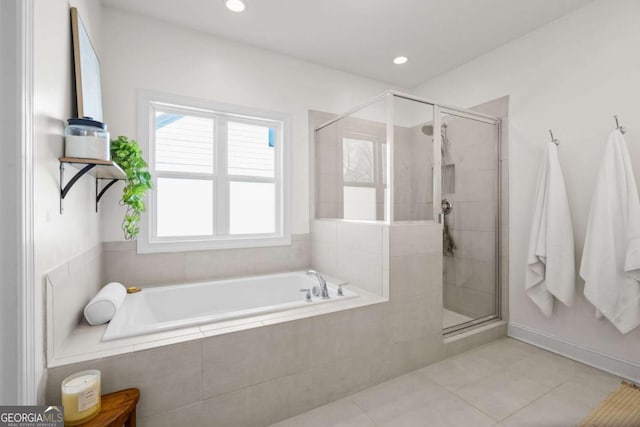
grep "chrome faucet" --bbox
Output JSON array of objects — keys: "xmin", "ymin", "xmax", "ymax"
[{"xmin": 306, "ymin": 270, "xmax": 330, "ymax": 299}]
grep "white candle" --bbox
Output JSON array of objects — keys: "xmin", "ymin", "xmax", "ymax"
[{"xmin": 61, "ymin": 370, "xmax": 101, "ymax": 426}]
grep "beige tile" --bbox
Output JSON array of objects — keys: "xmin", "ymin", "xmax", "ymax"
[
  {"xmin": 315, "ymin": 172, "xmax": 341, "ymax": 205},
  {"xmin": 555, "ymin": 367, "xmax": 623, "ymax": 409},
  {"xmin": 271, "ymin": 398, "xmax": 372, "ymax": 427},
  {"xmin": 138, "ymin": 402, "xmax": 202, "ymax": 427},
  {"xmin": 246, "ymin": 371, "xmax": 314, "ymax": 426},
  {"xmin": 458, "ymin": 288, "xmax": 496, "ymax": 319},
  {"xmin": 443, "ymin": 321, "xmax": 507, "ymax": 358},
  {"xmin": 311, "ymin": 220, "xmax": 338, "ymax": 244},
  {"xmin": 311, "ymin": 241, "xmax": 338, "ymax": 277},
  {"xmin": 500, "ymin": 387, "xmax": 595, "ymax": 427},
  {"xmin": 336, "ymin": 221, "xmax": 383, "ymax": 254},
  {"xmin": 390, "ymin": 292, "xmax": 440, "ymax": 341},
  {"xmin": 118, "ymin": 340, "xmax": 203, "ymax": 419},
  {"xmin": 336, "ymin": 246, "xmax": 383, "ymax": 295},
  {"xmin": 310, "ymin": 357, "xmax": 360, "ymax": 407},
  {"xmin": 350, "ymin": 372, "xmax": 449, "ymax": 425},
  {"xmin": 505, "ymin": 350, "xmax": 586, "ymax": 388},
  {"xmin": 47, "ymin": 263, "xmax": 71, "ymax": 352},
  {"xmin": 202, "ymin": 319, "xmax": 312, "ymax": 399},
  {"xmin": 103, "ymin": 248, "xmax": 186, "ymax": 286},
  {"xmin": 455, "ymin": 371, "xmax": 550, "ymax": 421},
  {"xmin": 184, "ymin": 248, "xmax": 255, "ymax": 281},
  {"xmin": 202, "ymin": 326, "xmax": 267, "ymax": 399},
  {"xmin": 456, "ymin": 169, "xmax": 497, "ymax": 202},
  {"xmin": 202, "ymin": 371, "xmax": 314, "ymax": 427},
  {"xmin": 316, "ymin": 201, "xmax": 342, "ymax": 219},
  {"xmin": 201, "ymin": 387, "xmax": 251, "ymax": 427},
  {"xmin": 418, "ymin": 349, "xmax": 502, "ymax": 391},
  {"xmin": 453, "ymin": 201, "xmax": 496, "ymax": 232},
  {"xmin": 311, "ymin": 306, "xmax": 388, "ymax": 367},
  {"xmin": 387, "ymin": 335, "xmax": 445, "ymax": 378},
  {"xmin": 470, "ymin": 338, "xmax": 537, "ymax": 367},
  {"xmin": 389, "ymin": 224, "xmax": 442, "ymax": 256},
  {"xmin": 452, "ymin": 230, "xmax": 496, "ymax": 264},
  {"xmin": 459, "ymin": 259, "xmax": 496, "ymax": 294},
  {"xmin": 253, "ymin": 239, "xmax": 311, "ymax": 274},
  {"xmin": 389, "ymin": 252, "xmax": 441, "ymax": 301},
  {"xmin": 378, "ymin": 393, "xmax": 496, "ymax": 427}
]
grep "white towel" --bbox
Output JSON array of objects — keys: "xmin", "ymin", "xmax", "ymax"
[
  {"xmin": 84, "ymin": 282, "xmax": 127, "ymax": 325},
  {"xmin": 525, "ymin": 142, "xmax": 576, "ymax": 317},
  {"xmin": 580, "ymin": 130, "xmax": 640, "ymax": 334}
]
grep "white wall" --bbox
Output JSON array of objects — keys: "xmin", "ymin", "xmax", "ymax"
[
  {"xmin": 412, "ymin": 0, "xmax": 640, "ymax": 367},
  {"xmin": 100, "ymin": 7, "xmax": 399, "ymax": 241},
  {"xmin": 33, "ymin": 0, "xmax": 103, "ymax": 400}
]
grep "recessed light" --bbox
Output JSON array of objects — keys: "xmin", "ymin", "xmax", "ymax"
[
  {"xmin": 393, "ymin": 56, "xmax": 408, "ymax": 65},
  {"xmin": 225, "ymin": 0, "xmax": 246, "ymax": 12}
]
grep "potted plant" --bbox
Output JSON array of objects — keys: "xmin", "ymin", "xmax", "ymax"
[{"xmin": 110, "ymin": 136, "xmax": 152, "ymax": 240}]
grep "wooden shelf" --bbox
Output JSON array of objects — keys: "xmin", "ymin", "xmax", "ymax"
[
  {"xmin": 59, "ymin": 157, "xmax": 127, "ymax": 214},
  {"xmin": 59, "ymin": 157, "xmax": 126, "ymax": 180},
  {"xmin": 75, "ymin": 388, "xmax": 140, "ymax": 427}
]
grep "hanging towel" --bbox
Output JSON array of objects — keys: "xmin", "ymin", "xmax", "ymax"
[
  {"xmin": 525, "ymin": 142, "xmax": 576, "ymax": 317},
  {"xmin": 581, "ymin": 130, "xmax": 640, "ymax": 334}
]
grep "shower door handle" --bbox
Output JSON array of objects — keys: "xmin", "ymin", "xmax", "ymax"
[{"xmin": 438, "ymin": 212, "xmax": 445, "ymax": 224}]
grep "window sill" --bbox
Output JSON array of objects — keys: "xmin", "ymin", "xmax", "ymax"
[{"xmin": 136, "ymin": 234, "xmax": 292, "ymax": 254}]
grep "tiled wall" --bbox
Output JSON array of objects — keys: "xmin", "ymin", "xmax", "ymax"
[
  {"xmin": 102, "ymin": 235, "xmax": 311, "ymax": 286},
  {"xmin": 45, "ymin": 245, "xmax": 104, "ymax": 358},
  {"xmin": 311, "ymin": 220, "xmax": 386, "ymax": 296},
  {"xmin": 44, "ymin": 222, "xmax": 508, "ymax": 427}
]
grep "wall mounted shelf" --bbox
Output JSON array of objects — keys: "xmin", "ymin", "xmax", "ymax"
[{"xmin": 59, "ymin": 157, "xmax": 126, "ymax": 214}]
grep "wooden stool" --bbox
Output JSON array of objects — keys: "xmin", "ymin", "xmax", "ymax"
[{"xmin": 75, "ymin": 388, "xmax": 140, "ymax": 427}]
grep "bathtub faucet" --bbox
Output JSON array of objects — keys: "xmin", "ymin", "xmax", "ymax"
[{"xmin": 306, "ymin": 270, "xmax": 330, "ymax": 299}]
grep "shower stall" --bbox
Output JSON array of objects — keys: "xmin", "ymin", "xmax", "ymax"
[{"xmin": 313, "ymin": 91, "xmax": 504, "ymax": 333}]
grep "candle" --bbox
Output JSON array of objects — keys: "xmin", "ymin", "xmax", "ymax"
[{"xmin": 61, "ymin": 370, "xmax": 101, "ymax": 426}]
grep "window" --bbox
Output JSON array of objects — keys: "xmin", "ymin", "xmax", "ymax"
[
  {"xmin": 342, "ymin": 135, "xmax": 386, "ymax": 221},
  {"xmin": 137, "ymin": 91, "xmax": 291, "ymax": 252}
]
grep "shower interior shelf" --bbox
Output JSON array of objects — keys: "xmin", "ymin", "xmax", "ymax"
[{"xmin": 59, "ymin": 157, "xmax": 126, "ymax": 214}]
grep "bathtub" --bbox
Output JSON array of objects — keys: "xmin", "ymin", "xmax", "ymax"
[{"xmin": 102, "ymin": 271, "xmax": 357, "ymax": 341}]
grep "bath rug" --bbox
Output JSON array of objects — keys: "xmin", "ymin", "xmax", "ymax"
[{"xmin": 578, "ymin": 381, "xmax": 640, "ymax": 427}]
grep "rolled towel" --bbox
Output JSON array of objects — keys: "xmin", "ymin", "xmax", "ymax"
[{"xmin": 84, "ymin": 282, "xmax": 127, "ymax": 325}]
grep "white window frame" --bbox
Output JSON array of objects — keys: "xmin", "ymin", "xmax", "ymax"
[{"xmin": 136, "ymin": 90, "xmax": 291, "ymax": 253}]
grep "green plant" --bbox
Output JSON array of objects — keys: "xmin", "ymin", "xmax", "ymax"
[{"xmin": 110, "ymin": 136, "xmax": 152, "ymax": 240}]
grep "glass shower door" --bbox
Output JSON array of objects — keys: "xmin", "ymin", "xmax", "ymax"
[{"xmin": 438, "ymin": 109, "xmax": 500, "ymax": 332}]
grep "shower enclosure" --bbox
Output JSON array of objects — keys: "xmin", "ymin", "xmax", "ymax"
[{"xmin": 313, "ymin": 91, "xmax": 503, "ymax": 333}]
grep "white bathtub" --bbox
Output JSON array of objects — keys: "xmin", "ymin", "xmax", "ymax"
[{"xmin": 102, "ymin": 271, "xmax": 357, "ymax": 341}]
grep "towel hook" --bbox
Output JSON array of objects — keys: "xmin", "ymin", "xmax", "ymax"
[
  {"xmin": 614, "ymin": 115, "xmax": 627, "ymax": 134},
  {"xmin": 549, "ymin": 129, "xmax": 559, "ymax": 146}
]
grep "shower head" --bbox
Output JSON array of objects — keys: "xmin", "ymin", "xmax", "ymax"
[
  {"xmin": 421, "ymin": 125, "xmax": 434, "ymax": 136},
  {"xmin": 421, "ymin": 123, "xmax": 448, "ymax": 136}
]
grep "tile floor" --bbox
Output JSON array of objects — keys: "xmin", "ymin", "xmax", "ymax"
[
  {"xmin": 442, "ymin": 309, "xmax": 473, "ymax": 329},
  {"xmin": 271, "ymin": 338, "xmax": 622, "ymax": 427}
]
